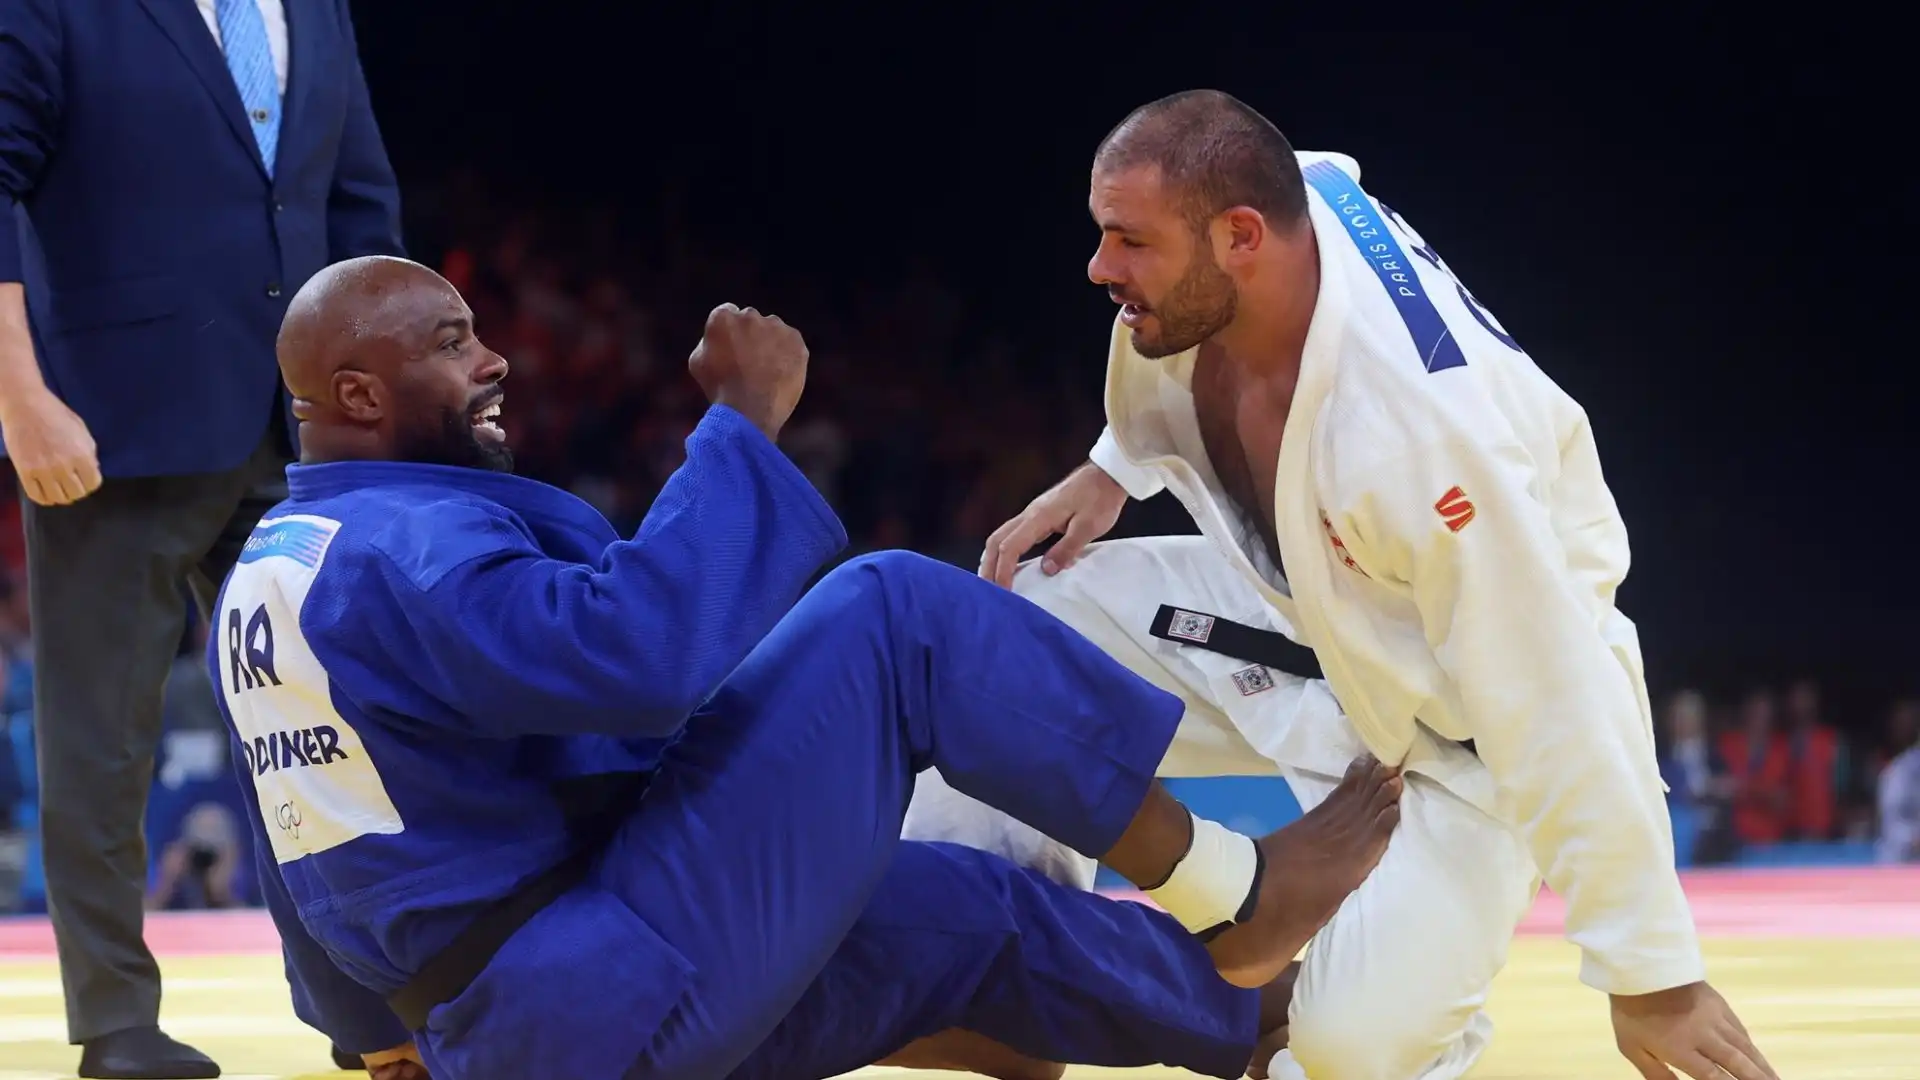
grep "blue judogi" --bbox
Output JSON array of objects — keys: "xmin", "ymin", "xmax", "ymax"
[{"xmin": 208, "ymin": 404, "xmax": 1259, "ymax": 1079}]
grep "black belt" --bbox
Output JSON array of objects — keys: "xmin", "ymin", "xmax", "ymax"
[
  {"xmin": 1147, "ymin": 604, "xmax": 1325, "ymax": 681},
  {"xmin": 1146, "ymin": 604, "xmax": 1476, "ymax": 757},
  {"xmin": 385, "ymin": 773, "xmax": 649, "ymax": 1032}
]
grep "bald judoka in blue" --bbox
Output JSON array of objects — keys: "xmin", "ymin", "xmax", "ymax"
[{"xmin": 211, "ymin": 256, "xmax": 1401, "ymax": 1080}]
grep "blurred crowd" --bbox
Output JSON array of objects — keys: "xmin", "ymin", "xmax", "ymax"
[
  {"xmin": 1657, "ymin": 681, "xmax": 1919, "ymax": 867},
  {"xmin": 2, "ymin": 183, "xmax": 1917, "ymax": 914},
  {"xmin": 410, "ymin": 171, "xmax": 1108, "ymax": 568}
]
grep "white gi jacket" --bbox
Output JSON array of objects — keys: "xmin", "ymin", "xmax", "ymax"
[{"xmin": 1087, "ymin": 151, "xmax": 1705, "ymax": 996}]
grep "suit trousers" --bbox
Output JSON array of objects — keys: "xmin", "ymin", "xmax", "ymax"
[{"xmin": 22, "ymin": 431, "xmax": 286, "ymax": 1042}]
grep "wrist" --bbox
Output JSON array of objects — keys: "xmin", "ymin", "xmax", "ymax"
[
  {"xmin": 0, "ymin": 373, "xmax": 53, "ymax": 424},
  {"xmin": 1611, "ymin": 981, "xmax": 1704, "ymax": 1008},
  {"xmin": 707, "ymin": 397, "xmax": 780, "ymax": 444}
]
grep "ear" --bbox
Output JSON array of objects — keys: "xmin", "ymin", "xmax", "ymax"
[
  {"xmin": 332, "ymin": 370, "xmax": 384, "ymax": 424},
  {"xmin": 1217, "ymin": 206, "xmax": 1267, "ymax": 261}
]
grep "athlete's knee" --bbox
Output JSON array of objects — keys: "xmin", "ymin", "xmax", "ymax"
[
  {"xmin": 1286, "ymin": 995, "xmax": 1451, "ymax": 1080},
  {"xmin": 830, "ymin": 549, "xmax": 964, "ymax": 605},
  {"xmin": 814, "ymin": 549, "xmax": 946, "ymax": 630},
  {"xmin": 839, "ymin": 547, "xmax": 943, "ymax": 577}
]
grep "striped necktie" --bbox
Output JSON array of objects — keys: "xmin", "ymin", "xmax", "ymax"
[{"xmin": 215, "ymin": 0, "xmax": 281, "ymax": 176}]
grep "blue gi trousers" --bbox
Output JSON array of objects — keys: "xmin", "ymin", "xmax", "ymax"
[
  {"xmin": 606, "ymin": 551, "xmax": 1259, "ymax": 1078},
  {"xmin": 727, "ymin": 841, "xmax": 1261, "ymax": 1079}
]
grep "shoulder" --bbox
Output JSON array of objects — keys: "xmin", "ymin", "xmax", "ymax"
[
  {"xmin": 322, "ymin": 492, "xmax": 534, "ymax": 597},
  {"xmin": 1315, "ymin": 362, "xmax": 1541, "ymax": 543},
  {"xmin": 1315, "ymin": 361, "xmax": 1489, "ymax": 495}
]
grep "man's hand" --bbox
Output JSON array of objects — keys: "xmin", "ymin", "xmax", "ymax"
[
  {"xmin": 1611, "ymin": 981, "xmax": 1778, "ymax": 1080},
  {"xmin": 979, "ymin": 462, "xmax": 1127, "ymax": 588},
  {"xmin": 686, "ymin": 303, "xmax": 809, "ymax": 443},
  {"xmin": 0, "ymin": 386, "xmax": 101, "ymax": 506},
  {"xmin": 362, "ymin": 1040, "xmax": 427, "ymax": 1080}
]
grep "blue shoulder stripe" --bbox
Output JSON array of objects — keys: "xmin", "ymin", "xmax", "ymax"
[{"xmin": 1303, "ymin": 160, "xmax": 1467, "ymax": 373}]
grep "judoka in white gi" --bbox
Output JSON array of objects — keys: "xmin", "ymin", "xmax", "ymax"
[{"xmin": 930, "ymin": 90, "xmax": 1778, "ymax": 1080}]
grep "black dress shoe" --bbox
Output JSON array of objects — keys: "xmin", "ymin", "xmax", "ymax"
[
  {"xmin": 332, "ymin": 1044, "xmax": 368, "ymax": 1070},
  {"xmin": 77, "ymin": 1026, "xmax": 220, "ymax": 1080}
]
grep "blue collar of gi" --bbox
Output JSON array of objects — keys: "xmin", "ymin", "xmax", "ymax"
[{"xmin": 284, "ymin": 459, "xmax": 611, "ymax": 532}]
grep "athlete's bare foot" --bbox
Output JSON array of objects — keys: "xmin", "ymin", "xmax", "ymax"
[{"xmin": 1206, "ymin": 756, "xmax": 1401, "ymax": 988}]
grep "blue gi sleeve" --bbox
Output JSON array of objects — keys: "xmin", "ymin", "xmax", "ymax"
[
  {"xmin": 225, "ymin": 728, "xmax": 413, "ymax": 1053},
  {"xmin": 324, "ymin": 0, "xmax": 403, "ymax": 260},
  {"xmin": 340, "ymin": 404, "xmax": 847, "ymax": 739},
  {"xmin": 0, "ymin": 0, "xmax": 60, "ymax": 283}
]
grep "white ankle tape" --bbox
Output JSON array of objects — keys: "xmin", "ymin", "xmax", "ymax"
[{"xmin": 1145, "ymin": 813, "xmax": 1259, "ymax": 934}]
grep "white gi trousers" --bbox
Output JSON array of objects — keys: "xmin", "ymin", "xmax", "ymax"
[{"xmin": 902, "ymin": 537, "xmax": 1541, "ymax": 1080}]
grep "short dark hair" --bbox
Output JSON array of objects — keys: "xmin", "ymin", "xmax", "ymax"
[{"xmin": 1095, "ymin": 90, "xmax": 1307, "ymax": 233}]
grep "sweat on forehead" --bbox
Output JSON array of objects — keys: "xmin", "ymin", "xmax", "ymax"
[{"xmin": 278, "ymin": 257, "xmax": 458, "ymax": 385}]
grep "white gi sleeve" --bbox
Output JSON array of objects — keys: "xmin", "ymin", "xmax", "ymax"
[
  {"xmin": 1338, "ymin": 434, "xmax": 1706, "ymax": 997},
  {"xmin": 1089, "ymin": 425, "xmax": 1166, "ymax": 501}
]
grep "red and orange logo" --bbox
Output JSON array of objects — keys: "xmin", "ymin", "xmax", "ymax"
[{"xmin": 1434, "ymin": 486, "xmax": 1475, "ymax": 533}]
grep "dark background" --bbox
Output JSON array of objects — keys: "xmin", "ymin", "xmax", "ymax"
[
  {"xmin": 356, "ymin": 13, "xmax": 1911, "ymax": 701},
  {"xmin": 2, "ymin": 8, "xmax": 1911, "ymax": 914}
]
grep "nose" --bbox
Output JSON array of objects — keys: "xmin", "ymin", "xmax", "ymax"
[
  {"xmin": 477, "ymin": 345, "xmax": 509, "ymax": 383},
  {"xmin": 1087, "ymin": 245, "xmax": 1116, "ymax": 286}
]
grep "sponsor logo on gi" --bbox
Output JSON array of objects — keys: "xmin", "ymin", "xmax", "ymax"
[
  {"xmin": 1232, "ymin": 665, "xmax": 1275, "ymax": 696},
  {"xmin": 1167, "ymin": 610, "xmax": 1215, "ymax": 643},
  {"xmin": 1434, "ymin": 486, "xmax": 1476, "ymax": 533}
]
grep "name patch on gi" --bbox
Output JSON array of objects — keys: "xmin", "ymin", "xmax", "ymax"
[
  {"xmin": 1165, "ymin": 610, "xmax": 1216, "ymax": 644},
  {"xmin": 1232, "ymin": 665, "xmax": 1275, "ymax": 696}
]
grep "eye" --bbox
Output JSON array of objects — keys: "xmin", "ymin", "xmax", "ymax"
[
  {"xmin": 441, "ymin": 336, "xmax": 463, "ymax": 353},
  {"xmin": 1120, "ymin": 238, "xmax": 1146, "ymax": 250}
]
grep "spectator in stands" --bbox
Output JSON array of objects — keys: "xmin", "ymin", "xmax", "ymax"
[
  {"xmin": 1782, "ymin": 679, "xmax": 1846, "ymax": 841},
  {"xmin": 1659, "ymin": 689, "xmax": 1738, "ymax": 864},
  {"xmin": 0, "ymin": 571, "xmax": 27, "ymax": 656},
  {"xmin": 1877, "ymin": 700, "xmax": 1920, "ymax": 863},
  {"xmin": 144, "ymin": 803, "xmax": 242, "ymax": 912},
  {"xmin": 1868, "ymin": 699, "xmax": 1919, "ymax": 779},
  {"xmin": 0, "ymin": 652, "xmax": 24, "ymax": 913},
  {"xmin": 1722, "ymin": 689, "xmax": 1792, "ymax": 846}
]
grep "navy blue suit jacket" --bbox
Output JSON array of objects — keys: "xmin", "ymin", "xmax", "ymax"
[{"xmin": 0, "ymin": 0, "xmax": 404, "ymax": 478}]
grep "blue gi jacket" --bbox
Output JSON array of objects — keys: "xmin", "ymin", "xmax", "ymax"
[{"xmin": 206, "ymin": 404, "xmax": 847, "ymax": 1060}]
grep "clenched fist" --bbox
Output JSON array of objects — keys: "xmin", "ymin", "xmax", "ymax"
[
  {"xmin": 687, "ymin": 303, "xmax": 809, "ymax": 442},
  {"xmin": 1, "ymin": 386, "xmax": 102, "ymax": 506}
]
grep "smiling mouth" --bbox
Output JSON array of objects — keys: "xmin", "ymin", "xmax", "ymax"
[{"xmin": 470, "ymin": 397, "xmax": 505, "ymax": 441}]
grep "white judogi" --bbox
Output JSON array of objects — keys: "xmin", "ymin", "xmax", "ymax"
[
  {"xmin": 907, "ymin": 150, "xmax": 1703, "ymax": 1079},
  {"xmin": 904, "ymin": 538, "xmax": 1533, "ymax": 1080}
]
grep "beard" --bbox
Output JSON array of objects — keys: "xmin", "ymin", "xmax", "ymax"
[
  {"xmin": 393, "ymin": 404, "xmax": 515, "ymax": 473},
  {"xmin": 1131, "ymin": 248, "xmax": 1239, "ymax": 359}
]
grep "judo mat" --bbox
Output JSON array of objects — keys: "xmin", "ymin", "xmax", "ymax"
[{"xmin": 2, "ymin": 866, "xmax": 1916, "ymax": 1079}]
